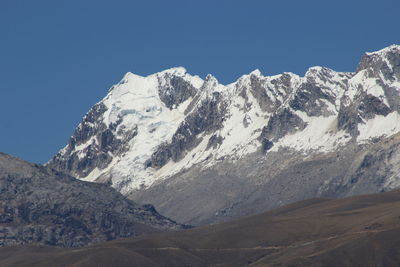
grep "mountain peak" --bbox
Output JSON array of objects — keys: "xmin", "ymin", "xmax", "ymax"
[
  {"xmin": 357, "ymin": 44, "xmax": 400, "ymax": 80},
  {"xmin": 159, "ymin": 66, "xmax": 187, "ymax": 76},
  {"xmin": 249, "ymin": 69, "xmax": 262, "ymax": 76},
  {"xmin": 202, "ymin": 74, "xmax": 219, "ymax": 90},
  {"xmin": 121, "ymin": 71, "xmax": 145, "ymax": 83},
  {"xmin": 305, "ymin": 66, "xmax": 334, "ymax": 76},
  {"xmin": 366, "ymin": 44, "xmax": 400, "ymax": 56}
]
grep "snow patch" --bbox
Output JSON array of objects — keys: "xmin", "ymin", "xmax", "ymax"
[
  {"xmin": 357, "ymin": 112, "xmax": 400, "ymax": 142},
  {"xmin": 272, "ymin": 112, "xmax": 350, "ymax": 153}
]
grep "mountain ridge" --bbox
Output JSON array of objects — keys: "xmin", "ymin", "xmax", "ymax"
[
  {"xmin": 0, "ymin": 152, "xmax": 185, "ymax": 247},
  {"xmin": 47, "ymin": 44, "xmax": 400, "ymax": 225}
]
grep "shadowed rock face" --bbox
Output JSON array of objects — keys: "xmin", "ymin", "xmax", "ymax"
[
  {"xmin": 149, "ymin": 91, "xmax": 228, "ymax": 169},
  {"xmin": 49, "ymin": 103, "xmax": 138, "ymax": 178},
  {"xmin": 338, "ymin": 93, "xmax": 392, "ymax": 137},
  {"xmin": 289, "ymin": 83, "xmax": 336, "ymax": 117},
  {"xmin": 0, "ymin": 153, "xmax": 185, "ymax": 248},
  {"xmin": 260, "ymin": 108, "xmax": 307, "ymax": 142},
  {"xmin": 356, "ymin": 45, "xmax": 400, "ymax": 113},
  {"xmin": 157, "ymin": 74, "xmax": 198, "ymax": 109},
  {"xmin": 337, "ymin": 101, "xmax": 362, "ymax": 136}
]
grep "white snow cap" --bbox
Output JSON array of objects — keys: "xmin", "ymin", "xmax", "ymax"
[
  {"xmin": 249, "ymin": 69, "xmax": 262, "ymax": 76},
  {"xmin": 122, "ymin": 67, "xmax": 188, "ymax": 80},
  {"xmin": 158, "ymin": 66, "xmax": 187, "ymax": 75},
  {"xmin": 53, "ymin": 44, "xmax": 400, "ymax": 193},
  {"xmin": 366, "ymin": 44, "xmax": 400, "ymax": 56}
]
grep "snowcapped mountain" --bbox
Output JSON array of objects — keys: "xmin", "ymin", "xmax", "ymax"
[{"xmin": 48, "ymin": 45, "xmax": 400, "ymax": 225}]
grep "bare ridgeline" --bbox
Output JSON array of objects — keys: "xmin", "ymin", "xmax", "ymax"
[
  {"xmin": 1, "ymin": 45, "xmax": 400, "ymax": 266},
  {"xmin": 0, "ymin": 153, "xmax": 186, "ymax": 247}
]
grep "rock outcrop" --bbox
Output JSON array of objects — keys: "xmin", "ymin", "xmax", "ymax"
[{"xmin": 0, "ymin": 153, "xmax": 185, "ymax": 247}]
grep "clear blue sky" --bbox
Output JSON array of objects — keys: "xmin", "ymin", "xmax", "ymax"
[{"xmin": 1, "ymin": 0, "xmax": 399, "ymax": 164}]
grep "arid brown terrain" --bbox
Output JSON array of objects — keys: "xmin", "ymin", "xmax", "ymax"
[{"xmin": 2, "ymin": 190, "xmax": 400, "ymax": 266}]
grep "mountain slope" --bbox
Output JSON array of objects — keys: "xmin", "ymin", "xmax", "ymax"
[
  {"xmin": 3, "ymin": 190, "xmax": 400, "ymax": 266},
  {"xmin": 0, "ymin": 153, "xmax": 184, "ymax": 247},
  {"xmin": 48, "ymin": 45, "xmax": 400, "ymax": 224}
]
